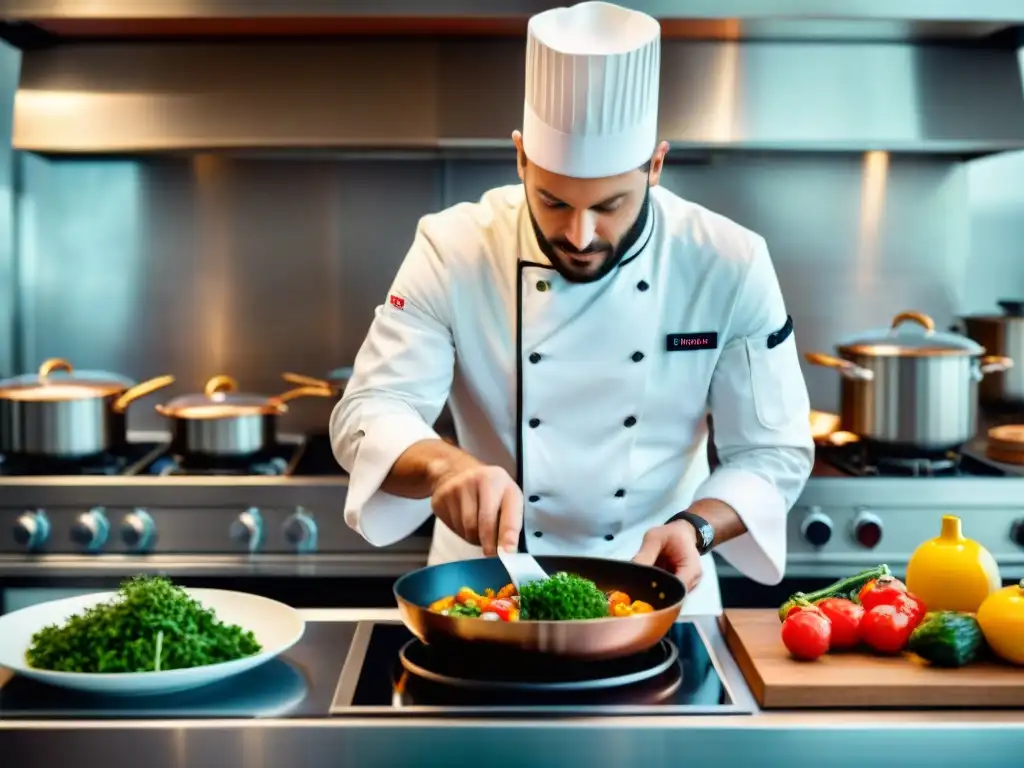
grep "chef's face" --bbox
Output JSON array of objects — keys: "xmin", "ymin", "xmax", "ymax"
[{"xmin": 513, "ymin": 132, "xmax": 669, "ymax": 284}]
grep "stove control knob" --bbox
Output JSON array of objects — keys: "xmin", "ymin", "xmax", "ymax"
[
  {"xmin": 1010, "ymin": 519, "xmax": 1024, "ymax": 548},
  {"xmin": 231, "ymin": 507, "xmax": 265, "ymax": 553},
  {"xmin": 852, "ymin": 510, "xmax": 883, "ymax": 549},
  {"xmin": 800, "ymin": 508, "xmax": 833, "ymax": 548},
  {"xmin": 13, "ymin": 509, "xmax": 51, "ymax": 551},
  {"xmin": 283, "ymin": 508, "xmax": 318, "ymax": 554},
  {"xmin": 121, "ymin": 509, "xmax": 156, "ymax": 552},
  {"xmin": 71, "ymin": 507, "xmax": 110, "ymax": 552}
]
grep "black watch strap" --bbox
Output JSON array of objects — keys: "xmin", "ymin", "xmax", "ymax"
[{"xmin": 666, "ymin": 510, "xmax": 715, "ymax": 555}]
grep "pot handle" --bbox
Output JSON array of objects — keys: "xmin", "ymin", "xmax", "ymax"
[
  {"xmin": 111, "ymin": 375, "xmax": 176, "ymax": 414},
  {"xmin": 890, "ymin": 311, "xmax": 936, "ymax": 333},
  {"xmin": 804, "ymin": 352, "xmax": 875, "ymax": 381},
  {"xmin": 274, "ymin": 385, "xmax": 336, "ymax": 404},
  {"xmin": 38, "ymin": 358, "xmax": 73, "ymax": 379},
  {"xmin": 975, "ymin": 355, "xmax": 1014, "ymax": 380},
  {"xmin": 204, "ymin": 375, "xmax": 239, "ymax": 396},
  {"xmin": 281, "ymin": 372, "xmax": 333, "ymax": 389}
]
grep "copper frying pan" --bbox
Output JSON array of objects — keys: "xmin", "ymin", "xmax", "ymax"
[{"xmin": 394, "ymin": 555, "xmax": 685, "ymax": 661}]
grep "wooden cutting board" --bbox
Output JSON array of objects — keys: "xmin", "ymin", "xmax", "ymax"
[{"xmin": 721, "ymin": 609, "xmax": 1024, "ymax": 709}]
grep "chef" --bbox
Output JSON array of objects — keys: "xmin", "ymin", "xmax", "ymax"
[{"xmin": 331, "ymin": 1, "xmax": 814, "ymax": 616}]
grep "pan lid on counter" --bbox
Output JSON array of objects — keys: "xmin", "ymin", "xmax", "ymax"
[
  {"xmin": 156, "ymin": 375, "xmax": 334, "ymax": 419},
  {"xmin": 0, "ymin": 358, "xmax": 134, "ymax": 401},
  {"xmin": 836, "ymin": 311, "xmax": 985, "ymax": 358}
]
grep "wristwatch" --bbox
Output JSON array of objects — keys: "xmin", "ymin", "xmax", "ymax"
[{"xmin": 666, "ymin": 510, "xmax": 715, "ymax": 556}]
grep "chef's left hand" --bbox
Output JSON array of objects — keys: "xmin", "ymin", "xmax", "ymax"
[{"xmin": 632, "ymin": 520, "xmax": 703, "ymax": 592}]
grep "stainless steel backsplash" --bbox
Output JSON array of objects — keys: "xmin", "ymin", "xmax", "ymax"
[{"xmin": 7, "ymin": 150, "xmax": 1024, "ymax": 432}]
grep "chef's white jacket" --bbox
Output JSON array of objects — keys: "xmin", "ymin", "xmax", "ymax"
[{"xmin": 331, "ymin": 184, "xmax": 814, "ymax": 616}]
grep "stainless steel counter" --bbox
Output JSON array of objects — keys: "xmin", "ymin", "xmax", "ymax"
[{"xmin": 1, "ymin": 608, "xmax": 1022, "ymax": 767}]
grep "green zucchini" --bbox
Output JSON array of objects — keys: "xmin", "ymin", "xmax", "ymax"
[
  {"xmin": 777, "ymin": 564, "xmax": 891, "ymax": 622},
  {"xmin": 907, "ymin": 611, "xmax": 984, "ymax": 668}
]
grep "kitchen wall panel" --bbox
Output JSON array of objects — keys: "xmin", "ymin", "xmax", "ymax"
[
  {"xmin": 11, "ymin": 150, "xmax": 1018, "ymax": 429},
  {"xmin": 964, "ymin": 150, "xmax": 1024, "ymax": 315},
  {"xmin": 0, "ymin": 41, "xmax": 19, "ymax": 379}
]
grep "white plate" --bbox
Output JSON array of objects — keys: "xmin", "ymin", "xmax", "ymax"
[{"xmin": 0, "ymin": 588, "xmax": 305, "ymax": 696}]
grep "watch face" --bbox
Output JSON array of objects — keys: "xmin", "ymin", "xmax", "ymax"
[{"xmin": 699, "ymin": 525, "xmax": 714, "ymax": 550}]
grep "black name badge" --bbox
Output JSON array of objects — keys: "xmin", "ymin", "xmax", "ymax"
[{"xmin": 666, "ymin": 332, "xmax": 718, "ymax": 351}]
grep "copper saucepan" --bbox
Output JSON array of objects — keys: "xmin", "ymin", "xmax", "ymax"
[
  {"xmin": 0, "ymin": 358, "xmax": 174, "ymax": 458},
  {"xmin": 155, "ymin": 374, "xmax": 333, "ymax": 457}
]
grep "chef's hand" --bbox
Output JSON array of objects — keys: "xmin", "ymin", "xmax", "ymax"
[
  {"xmin": 430, "ymin": 458, "xmax": 523, "ymax": 556},
  {"xmin": 632, "ymin": 520, "xmax": 703, "ymax": 592}
]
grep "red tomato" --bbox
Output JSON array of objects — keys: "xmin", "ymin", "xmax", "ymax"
[
  {"xmin": 785, "ymin": 603, "xmax": 818, "ymax": 620},
  {"xmin": 815, "ymin": 598, "xmax": 864, "ymax": 650},
  {"xmin": 858, "ymin": 576, "xmax": 908, "ymax": 611},
  {"xmin": 860, "ymin": 604, "xmax": 914, "ymax": 654},
  {"xmin": 781, "ymin": 610, "xmax": 831, "ymax": 660},
  {"xmin": 893, "ymin": 592, "xmax": 926, "ymax": 628},
  {"xmin": 485, "ymin": 598, "xmax": 516, "ymax": 621}
]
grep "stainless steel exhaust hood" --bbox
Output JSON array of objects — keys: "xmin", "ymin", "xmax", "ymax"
[{"xmin": 4, "ymin": 0, "xmax": 1024, "ymax": 155}]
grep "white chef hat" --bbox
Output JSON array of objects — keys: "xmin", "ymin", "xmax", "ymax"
[{"xmin": 522, "ymin": 1, "xmax": 661, "ymax": 180}]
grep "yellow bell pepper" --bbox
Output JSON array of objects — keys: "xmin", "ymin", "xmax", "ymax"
[
  {"xmin": 977, "ymin": 579, "xmax": 1024, "ymax": 665},
  {"xmin": 905, "ymin": 515, "xmax": 1001, "ymax": 613},
  {"xmin": 455, "ymin": 587, "xmax": 483, "ymax": 605},
  {"xmin": 429, "ymin": 596, "xmax": 455, "ymax": 613},
  {"xmin": 630, "ymin": 600, "xmax": 654, "ymax": 614}
]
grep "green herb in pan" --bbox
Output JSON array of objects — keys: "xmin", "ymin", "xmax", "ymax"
[
  {"xmin": 25, "ymin": 575, "xmax": 262, "ymax": 673},
  {"xmin": 519, "ymin": 572, "xmax": 610, "ymax": 621}
]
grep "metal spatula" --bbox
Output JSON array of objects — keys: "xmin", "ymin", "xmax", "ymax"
[{"xmin": 497, "ymin": 547, "xmax": 549, "ymax": 591}]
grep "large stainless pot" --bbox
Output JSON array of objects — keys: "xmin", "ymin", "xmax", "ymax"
[
  {"xmin": 155, "ymin": 374, "xmax": 333, "ymax": 457},
  {"xmin": 805, "ymin": 311, "xmax": 1013, "ymax": 452},
  {"xmin": 0, "ymin": 358, "xmax": 174, "ymax": 458},
  {"xmin": 959, "ymin": 300, "xmax": 1024, "ymax": 408}
]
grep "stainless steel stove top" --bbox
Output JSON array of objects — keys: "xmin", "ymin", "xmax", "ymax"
[{"xmin": 0, "ymin": 428, "xmax": 1022, "ymax": 583}]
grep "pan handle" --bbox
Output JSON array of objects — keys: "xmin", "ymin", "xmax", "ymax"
[
  {"xmin": 38, "ymin": 358, "xmax": 73, "ymax": 379},
  {"xmin": 274, "ymin": 385, "xmax": 336, "ymax": 404},
  {"xmin": 204, "ymin": 375, "xmax": 239, "ymax": 396},
  {"xmin": 804, "ymin": 352, "xmax": 874, "ymax": 381},
  {"xmin": 281, "ymin": 372, "xmax": 333, "ymax": 389},
  {"xmin": 974, "ymin": 355, "xmax": 1015, "ymax": 381},
  {"xmin": 111, "ymin": 374, "xmax": 176, "ymax": 414},
  {"xmin": 890, "ymin": 311, "xmax": 936, "ymax": 333}
]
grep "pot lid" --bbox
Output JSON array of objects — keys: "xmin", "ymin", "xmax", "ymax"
[
  {"xmin": 158, "ymin": 375, "xmax": 285, "ymax": 419},
  {"xmin": 0, "ymin": 358, "xmax": 134, "ymax": 401},
  {"xmin": 997, "ymin": 300, "xmax": 1024, "ymax": 318},
  {"xmin": 326, "ymin": 366, "xmax": 354, "ymax": 384},
  {"xmin": 960, "ymin": 299, "xmax": 1024, "ymax": 321},
  {"xmin": 836, "ymin": 311, "xmax": 984, "ymax": 357}
]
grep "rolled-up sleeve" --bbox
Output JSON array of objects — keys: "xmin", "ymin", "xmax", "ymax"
[
  {"xmin": 692, "ymin": 235, "xmax": 814, "ymax": 585},
  {"xmin": 330, "ymin": 219, "xmax": 455, "ymax": 547}
]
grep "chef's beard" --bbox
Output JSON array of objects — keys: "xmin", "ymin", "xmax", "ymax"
[{"xmin": 527, "ymin": 187, "xmax": 651, "ymax": 285}]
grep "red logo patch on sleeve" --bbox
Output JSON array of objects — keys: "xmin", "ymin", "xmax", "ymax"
[{"xmin": 389, "ymin": 294, "xmax": 405, "ymax": 310}]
